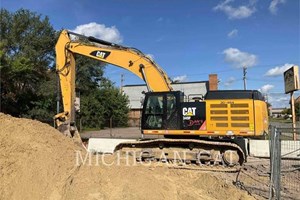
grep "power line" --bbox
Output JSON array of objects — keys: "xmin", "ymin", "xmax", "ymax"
[
  {"xmin": 166, "ymin": 62, "xmax": 300, "ymax": 78},
  {"xmin": 104, "ymin": 62, "xmax": 300, "ymax": 83},
  {"xmin": 247, "ymin": 78, "xmax": 283, "ymax": 83}
]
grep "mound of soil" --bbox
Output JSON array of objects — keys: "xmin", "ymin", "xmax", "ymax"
[
  {"xmin": 0, "ymin": 113, "xmax": 255, "ymax": 200},
  {"xmin": 0, "ymin": 113, "xmax": 82, "ymax": 199}
]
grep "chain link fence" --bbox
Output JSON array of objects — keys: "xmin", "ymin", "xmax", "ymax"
[{"xmin": 269, "ymin": 126, "xmax": 300, "ymax": 200}]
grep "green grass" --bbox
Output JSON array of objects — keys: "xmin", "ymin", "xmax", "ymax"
[{"xmin": 269, "ymin": 117, "xmax": 292, "ymax": 123}]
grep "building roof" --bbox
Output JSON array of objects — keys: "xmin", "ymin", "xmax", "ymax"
[
  {"xmin": 271, "ymin": 108, "xmax": 285, "ymax": 114},
  {"xmin": 123, "ymin": 80, "xmax": 208, "ymax": 87},
  {"xmin": 123, "ymin": 81, "xmax": 209, "ymax": 109}
]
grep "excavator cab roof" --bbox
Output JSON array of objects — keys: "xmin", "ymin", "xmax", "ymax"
[{"xmin": 205, "ymin": 90, "xmax": 265, "ymax": 101}]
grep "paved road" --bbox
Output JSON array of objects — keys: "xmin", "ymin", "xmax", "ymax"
[
  {"xmin": 81, "ymin": 121, "xmax": 300, "ymax": 140},
  {"xmin": 270, "ymin": 121, "xmax": 300, "ymax": 128}
]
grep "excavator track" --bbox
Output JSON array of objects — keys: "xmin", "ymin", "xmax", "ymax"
[{"xmin": 114, "ymin": 139, "xmax": 245, "ymax": 172}]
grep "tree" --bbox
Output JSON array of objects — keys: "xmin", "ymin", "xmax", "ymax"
[
  {"xmin": 74, "ymin": 54, "xmax": 106, "ymax": 128},
  {"xmin": 0, "ymin": 8, "xmax": 130, "ymax": 128},
  {"xmin": 281, "ymin": 101, "xmax": 300, "ymax": 120},
  {"xmin": 295, "ymin": 101, "xmax": 300, "ymax": 121},
  {"xmin": 80, "ymin": 91, "xmax": 105, "ymax": 129},
  {"xmin": 74, "ymin": 55, "xmax": 129, "ymax": 128},
  {"xmin": 98, "ymin": 80, "xmax": 129, "ymax": 127},
  {"xmin": 266, "ymin": 101, "xmax": 272, "ymax": 116},
  {"xmin": 75, "ymin": 54, "xmax": 106, "ymax": 93},
  {"xmin": 23, "ymin": 70, "xmax": 57, "ymax": 123},
  {"xmin": 0, "ymin": 8, "xmax": 56, "ymax": 117}
]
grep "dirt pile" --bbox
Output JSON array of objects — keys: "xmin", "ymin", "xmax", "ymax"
[
  {"xmin": 66, "ymin": 164, "xmax": 255, "ymax": 200},
  {"xmin": 0, "ymin": 113, "xmax": 256, "ymax": 200},
  {"xmin": 0, "ymin": 113, "xmax": 82, "ymax": 199}
]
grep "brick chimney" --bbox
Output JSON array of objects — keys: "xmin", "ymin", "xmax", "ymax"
[{"xmin": 209, "ymin": 74, "xmax": 218, "ymax": 91}]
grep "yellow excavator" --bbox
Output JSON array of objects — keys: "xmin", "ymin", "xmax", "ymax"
[{"xmin": 55, "ymin": 30, "xmax": 269, "ymax": 170}]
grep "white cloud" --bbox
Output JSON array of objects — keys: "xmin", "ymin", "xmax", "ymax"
[
  {"xmin": 172, "ymin": 75, "xmax": 188, "ymax": 82},
  {"xmin": 265, "ymin": 63, "xmax": 294, "ymax": 77},
  {"xmin": 267, "ymin": 93, "xmax": 290, "ymax": 108},
  {"xmin": 71, "ymin": 22, "xmax": 123, "ymax": 43},
  {"xmin": 213, "ymin": 0, "xmax": 256, "ymax": 19},
  {"xmin": 224, "ymin": 76, "xmax": 236, "ymax": 87},
  {"xmin": 269, "ymin": 0, "xmax": 286, "ymax": 15},
  {"xmin": 227, "ymin": 29, "xmax": 238, "ymax": 38},
  {"xmin": 259, "ymin": 84, "xmax": 274, "ymax": 93},
  {"xmin": 223, "ymin": 48, "xmax": 258, "ymax": 68}
]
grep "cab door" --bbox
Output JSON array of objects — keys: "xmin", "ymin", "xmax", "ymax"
[
  {"xmin": 141, "ymin": 92, "xmax": 181, "ymax": 130},
  {"xmin": 142, "ymin": 94, "xmax": 164, "ymax": 129}
]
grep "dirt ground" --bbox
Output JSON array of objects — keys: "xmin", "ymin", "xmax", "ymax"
[{"xmin": 0, "ymin": 113, "xmax": 299, "ymax": 200}]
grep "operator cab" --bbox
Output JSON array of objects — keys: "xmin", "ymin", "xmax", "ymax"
[{"xmin": 141, "ymin": 91, "xmax": 206, "ymax": 131}]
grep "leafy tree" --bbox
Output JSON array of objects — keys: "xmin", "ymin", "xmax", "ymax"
[
  {"xmin": 281, "ymin": 101, "xmax": 300, "ymax": 120},
  {"xmin": 0, "ymin": 8, "xmax": 56, "ymax": 117},
  {"xmin": 281, "ymin": 108, "xmax": 291, "ymax": 115},
  {"xmin": 23, "ymin": 70, "xmax": 57, "ymax": 122},
  {"xmin": 98, "ymin": 80, "xmax": 129, "ymax": 127},
  {"xmin": 80, "ymin": 90, "xmax": 105, "ymax": 129},
  {"xmin": 266, "ymin": 102, "xmax": 272, "ymax": 116},
  {"xmin": 74, "ymin": 54, "xmax": 106, "ymax": 128},
  {"xmin": 296, "ymin": 102, "xmax": 300, "ymax": 122},
  {"xmin": 0, "ymin": 8, "xmax": 130, "ymax": 128},
  {"xmin": 75, "ymin": 54, "xmax": 106, "ymax": 93},
  {"xmin": 74, "ymin": 55, "xmax": 129, "ymax": 128}
]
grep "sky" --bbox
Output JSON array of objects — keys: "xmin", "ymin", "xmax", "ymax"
[{"xmin": 2, "ymin": 0, "xmax": 300, "ymax": 108}]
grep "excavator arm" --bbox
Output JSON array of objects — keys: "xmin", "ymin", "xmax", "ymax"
[{"xmin": 54, "ymin": 30, "xmax": 172, "ymax": 136}]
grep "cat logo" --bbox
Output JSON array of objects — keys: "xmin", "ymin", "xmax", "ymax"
[
  {"xmin": 96, "ymin": 51, "xmax": 106, "ymax": 58},
  {"xmin": 182, "ymin": 107, "xmax": 196, "ymax": 116},
  {"xmin": 90, "ymin": 50, "xmax": 111, "ymax": 59}
]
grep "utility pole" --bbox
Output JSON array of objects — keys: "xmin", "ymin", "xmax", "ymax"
[
  {"xmin": 243, "ymin": 66, "xmax": 247, "ymax": 90},
  {"xmin": 291, "ymin": 91, "xmax": 297, "ymax": 140},
  {"xmin": 120, "ymin": 73, "xmax": 124, "ymax": 93}
]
